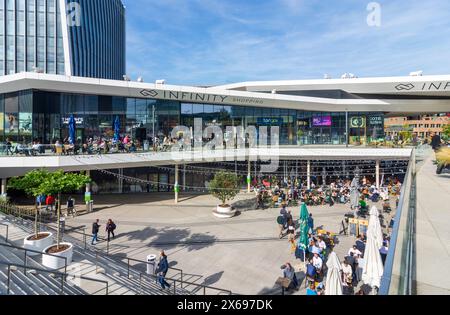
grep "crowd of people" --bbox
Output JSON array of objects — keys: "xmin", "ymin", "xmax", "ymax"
[
  {"xmin": 0, "ymin": 134, "xmax": 180, "ymax": 156},
  {"xmin": 274, "ymin": 174, "xmax": 398, "ymax": 295},
  {"xmin": 254, "ymin": 176, "xmax": 402, "ymax": 210}
]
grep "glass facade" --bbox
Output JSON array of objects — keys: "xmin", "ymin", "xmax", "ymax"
[
  {"xmin": 67, "ymin": 0, "xmax": 126, "ymax": 80},
  {"xmin": 0, "ymin": 90, "xmax": 385, "ymax": 146},
  {"xmin": 0, "ymin": 0, "xmax": 64, "ymax": 75},
  {"xmin": 0, "ymin": 0, "xmax": 125, "ymax": 80}
]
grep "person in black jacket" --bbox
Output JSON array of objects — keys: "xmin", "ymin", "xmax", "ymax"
[
  {"xmin": 431, "ymin": 132, "xmax": 442, "ymax": 151},
  {"xmin": 106, "ymin": 219, "xmax": 116, "ymax": 242},
  {"xmin": 156, "ymin": 251, "xmax": 171, "ymax": 290},
  {"xmin": 355, "ymin": 235, "xmax": 366, "ymax": 257},
  {"xmin": 91, "ymin": 219, "xmax": 100, "ymax": 245}
]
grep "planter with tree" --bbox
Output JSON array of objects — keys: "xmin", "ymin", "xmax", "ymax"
[
  {"xmin": 8, "ymin": 170, "xmax": 54, "ymax": 256},
  {"xmin": 209, "ymin": 171, "xmax": 240, "ymax": 218},
  {"xmin": 39, "ymin": 170, "xmax": 91, "ymax": 269}
]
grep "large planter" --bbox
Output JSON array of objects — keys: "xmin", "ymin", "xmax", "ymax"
[
  {"xmin": 213, "ymin": 204, "xmax": 237, "ymax": 219},
  {"xmin": 42, "ymin": 243, "xmax": 73, "ymax": 269},
  {"xmin": 23, "ymin": 232, "xmax": 53, "ymax": 256}
]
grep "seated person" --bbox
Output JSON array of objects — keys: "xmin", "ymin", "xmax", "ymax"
[
  {"xmin": 306, "ymin": 283, "xmax": 318, "ymax": 296},
  {"xmin": 348, "ymin": 245, "xmax": 362, "ymax": 258},
  {"xmin": 317, "ymin": 237, "xmax": 327, "ymax": 254},
  {"xmin": 355, "ymin": 235, "xmax": 366, "ymax": 256},
  {"xmin": 306, "ymin": 259, "xmax": 317, "ymax": 280},
  {"xmin": 312, "ymin": 253, "xmax": 323, "ymax": 273},
  {"xmin": 282, "ymin": 263, "xmax": 299, "ymax": 291}
]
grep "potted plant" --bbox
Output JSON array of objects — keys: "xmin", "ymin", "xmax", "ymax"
[
  {"xmin": 8, "ymin": 170, "xmax": 54, "ymax": 256},
  {"xmin": 38, "ymin": 170, "xmax": 91, "ymax": 269},
  {"xmin": 436, "ymin": 147, "xmax": 450, "ymax": 175},
  {"xmin": 209, "ymin": 171, "xmax": 240, "ymax": 218}
]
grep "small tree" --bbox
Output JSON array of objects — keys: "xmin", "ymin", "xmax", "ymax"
[
  {"xmin": 8, "ymin": 170, "xmax": 50, "ymax": 238},
  {"xmin": 38, "ymin": 170, "xmax": 91, "ymax": 249},
  {"xmin": 443, "ymin": 124, "xmax": 450, "ymax": 141},
  {"xmin": 208, "ymin": 171, "xmax": 240, "ymax": 207}
]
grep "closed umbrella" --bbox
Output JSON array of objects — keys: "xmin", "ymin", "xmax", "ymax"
[
  {"xmin": 325, "ymin": 252, "xmax": 343, "ymax": 295},
  {"xmin": 362, "ymin": 228, "xmax": 384, "ymax": 290},
  {"xmin": 368, "ymin": 206, "xmax": 383, "ymax": 249},
  {"xmin": 113, "ymin": 116, "xmax": 121, "ymax": 142},
  {"xmin": 297, "ymin": 203, "xmax": 310, "ymax": 263},
  {"xmin": 68, "ymin": 115, "xmax": 76, "ymax": 145}
]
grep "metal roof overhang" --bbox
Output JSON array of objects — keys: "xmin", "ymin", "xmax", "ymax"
[{"xmin": 0, "ymin": 73, "xmax": 449, "ymax": 113}]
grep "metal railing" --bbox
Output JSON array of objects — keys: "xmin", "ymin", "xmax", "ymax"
[
  {"xmin": 134, "ymin": 268, "xmax": 232, "ymax": 296},
  {"xmin": 0, "ymin": 260, "xmax": 109, "ymax": 295},
  {"xmin": 0, "ymin": 242, "xmax": 68, "ymax": 276},
  {"xmin": 0, "ymin": 222, "xmax": 9, "ymax": 243},
  {"xmin": 379, "ymin": 149, "xmax": 417, "ymax": 295},
  {"xmin": 0, "ymin": 213, "xmax": 233, "ymax": 295},
  {"xmin": 126, "ymin": 257, "xmax": 184, "ymax": 287}
]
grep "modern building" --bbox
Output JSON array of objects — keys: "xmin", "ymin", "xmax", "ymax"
[
  {"xmin": 1, "ymin": 72, "xmax": 450, "ymax": 146},
  {"xmin": 385, "ymin": 114, "xmax": 449, "ymax": 139},
  {"xmin": 0, "ymin": 0, "xmax": 126, "ymax": 79},
  {"xmin": 1, "ymin": 72, "xmax": 449, "ymax": 193}
]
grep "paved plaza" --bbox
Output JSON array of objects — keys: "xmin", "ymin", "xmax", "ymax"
[
  {"xmin": 59, "ymin": 192, "xmax": 391, "ymax": 295},
  {"xmin": 415, "ymin": 154, "xmax": 450, "ymax": 294}
]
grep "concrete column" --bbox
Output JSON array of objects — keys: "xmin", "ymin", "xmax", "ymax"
[
  {"xmin": 345, "ymin": 111, "xmax": 349, "ymax": 147},
  {"xmin": 175, "ymin": 164, "xmax": 179, "ymax": 204},
  {"xmin": 307, "ymin": 160, "xmax": 311, "ymax": 190},
  {"xmin": 376, "ymin": 160, "xmax": 380, "ymax": 189},
  {"xmin": 182, "ymin": 164, "xmax": 186, "ymax": 191},
  {"xmin": 118, "ymin": 169, "xmax": 123, "ymax": 194},
  {"xmin": 85, "ymin": 170, "xmax": 91, "ymax": 193},
  {"xmin": 247, "ymin": 160, "xmax": 251, "ymax": 193},
  {"xmin": 1, "ymin": 178, "xmax": 7, "ymax": 196}
]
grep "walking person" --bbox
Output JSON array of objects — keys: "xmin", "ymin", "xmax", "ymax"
[
  {"xmin": 431, "ymin": 132, "xmax": 442, "ymax": 151},
  {"xmin": 66, "ymin": 196, "xmax": 75, "ymax": 217},
  {"xmin": 106, "ymin": 219, "xmax": 117, "ymax": 242},
  {"xmin": 156, "ymin": 251, "xmax": 171, "ymax": 290},
  {"xmin": 91, "ymin": 219, "xmax": 100, "ymax": 245},
  {"xmin": 45, "ymin": 195, "xmax": 56, "ymax": 214},
  {"xmin": 277, "ymin": 204, "xmax": 288, "ymax": 239}
]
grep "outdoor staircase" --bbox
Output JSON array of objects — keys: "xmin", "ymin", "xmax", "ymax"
[
  {"xmin": 0, "ymin": 241, "xmax": 88, "ymax": 295},
  {"xmin": 0, "ymin": 213, "xmax": 192, "ymax": 295}
]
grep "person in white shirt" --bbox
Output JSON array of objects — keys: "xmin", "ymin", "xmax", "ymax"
[
  {"xmin": 317, "ymin": 237, "xmax": 327, "ymax": 252},
  {"xmin": 312, "ymin": 253, "xmax": 323, "ymax": 271},
  {"xmin": 341, "ymin": 259, "xmax": 353, "ymax": 287},
  {"xmin": 348, "ymin": 245, "xmax": 362, "ymax": 258}
]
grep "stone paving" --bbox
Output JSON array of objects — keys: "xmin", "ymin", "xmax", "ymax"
[
  {"xmin": 415, "ymin": 153, "xmax": 450, "ymax": 295},
  {"xmin": 59, "ymin": 192, "xmax": 391, "ymax": 295}
]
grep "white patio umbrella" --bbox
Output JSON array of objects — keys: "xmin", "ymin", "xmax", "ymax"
[
  {"xmin": 362, "ymin": 227, "xmax": 384, "ymax": 290},
  {"xmin": 368, "ymin": 206, "xmax": 383, "ymax": 249},
  {"xmin": 325, "ymin": 252, "xmax": 343, "ymax": 295}
]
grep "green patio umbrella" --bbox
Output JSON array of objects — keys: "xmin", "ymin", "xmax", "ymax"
[
  {"xmin": 298, "ymin": 203, "xmax": 310, "ymax": 250},
  {"xmin": 296, "ymin": 203, "xmax": 310, "ymax": 264}
]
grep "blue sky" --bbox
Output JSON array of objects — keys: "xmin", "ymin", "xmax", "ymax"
[{"xmin": 122, "ymin": 0, "xmax": 450, "ymax": 85}]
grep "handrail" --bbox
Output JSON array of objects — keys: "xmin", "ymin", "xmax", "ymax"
[
  {"xmin": 126, "ymin": 257, "xmax": 184, "ymax": 288},
  {"xmin": 0, "ymin": 222, "xmax": 9, "ymax": 242},
  {"xmin": 0, "ymin": 260, "xmax": 109, "ymax": 295},
  {"xmin": 143, "ymin": 272, "xmax": 232, "ymax": 296},
  {"xmin": 0, "ymin": 242, "xmax": 68, "ymax": 276},
  {"xmin": 2, "ymin": 209, "xmax": 233, "ymax": 295},
  {"xmin": 379, "ymin": 149, "xmax": 416, "ymax": 295}
]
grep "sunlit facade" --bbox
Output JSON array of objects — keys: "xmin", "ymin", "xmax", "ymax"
[{"xmin": 0, "ymin": 0, "xmax": 125, "ymax": 79}]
